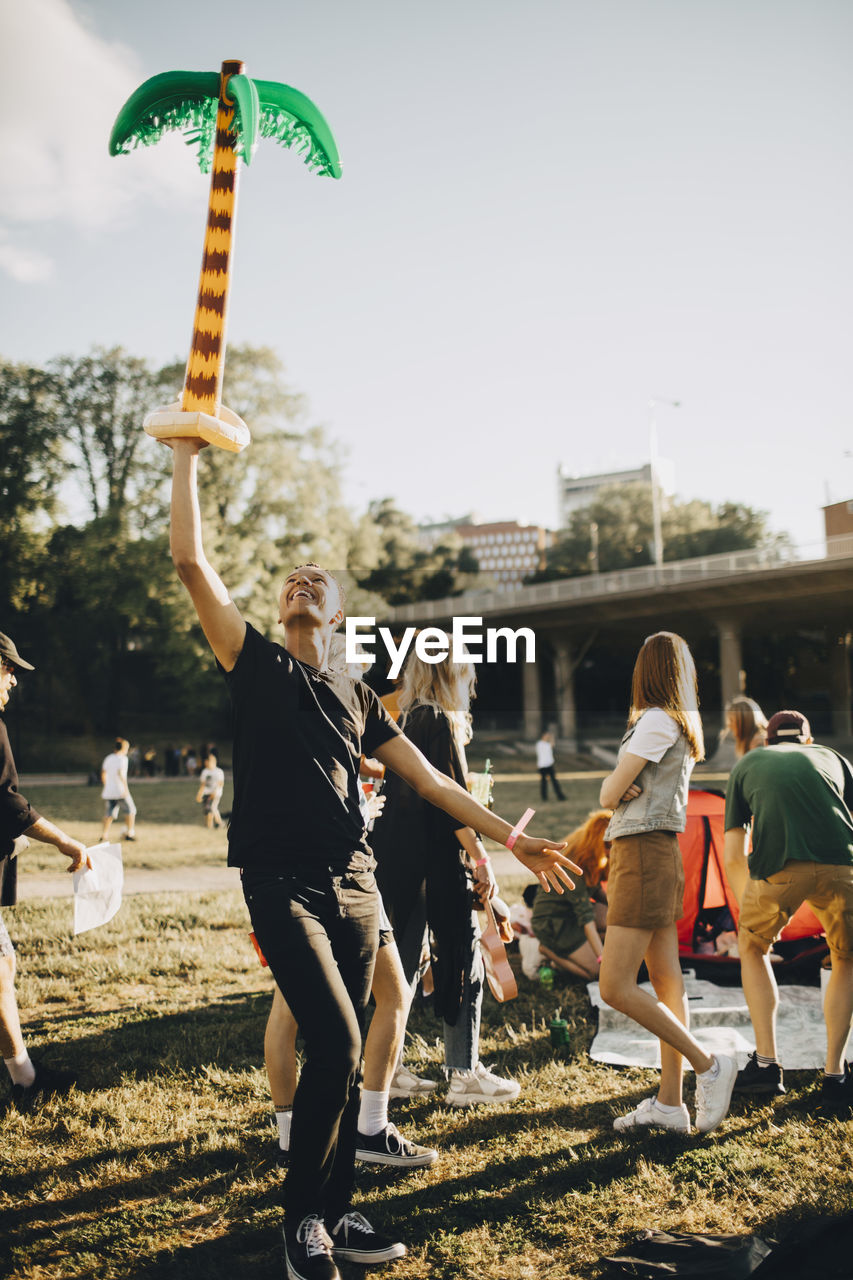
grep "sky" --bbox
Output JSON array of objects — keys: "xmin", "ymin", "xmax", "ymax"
[{"xmin": 1, "ymin": 0, "xmax": 851, "ymax": 549}]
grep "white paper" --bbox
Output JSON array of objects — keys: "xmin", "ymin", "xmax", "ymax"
[{"xmin": 72, "ymin": 843, "xmax": 123, "ymax": 935}]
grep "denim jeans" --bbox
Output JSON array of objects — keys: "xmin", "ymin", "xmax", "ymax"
[
  {"xmin": 241, "ymin": 865, "xmax": 379, "ymax": 1226},
  {"xmin": 442, "ymin": 908, "xmax": 484, "ymax": 1072}
]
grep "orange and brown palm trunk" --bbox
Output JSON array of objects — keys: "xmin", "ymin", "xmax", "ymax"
[{"xmin": 182, "ymin": 59, "xmax": 243, "ymax": 415}]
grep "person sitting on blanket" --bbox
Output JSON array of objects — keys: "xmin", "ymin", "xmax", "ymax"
[{"xmin": 527, "ymin": 809, "xmax": 611, "ymax": 981}]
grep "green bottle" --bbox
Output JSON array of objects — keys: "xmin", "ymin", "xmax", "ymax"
[{"xmin": 539, "ymin": 965, "xmax": 554, "ymax": 989}]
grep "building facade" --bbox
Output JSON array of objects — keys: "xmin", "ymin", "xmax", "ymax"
[{"xmin": 417, "ymin": 517, "xmax": 553, "ymax": 590}]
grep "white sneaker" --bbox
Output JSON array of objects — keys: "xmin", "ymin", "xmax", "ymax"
[
  {"xmin": 613, "ymin": 1095, "xmax": 691, "ymax": 1133},
  {"xmin": 519, "ymin": 934, "xmax": 543, "ymax": 980},
  {"xmin": 445, "ymin": 1062, "xmax": 521, "ymax": 1107},
  {"xmin": 389, "ymin": 1065, "xmax": 438, "ymax": 1099},
  {"xmin": 695, "ymin": 1053, "xmax": 737, "ymax": 1133}
]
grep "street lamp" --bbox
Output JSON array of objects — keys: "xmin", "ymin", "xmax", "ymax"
[{"xmin": 648, "ymin": 397, "xmax": 680, "ymax": 569}]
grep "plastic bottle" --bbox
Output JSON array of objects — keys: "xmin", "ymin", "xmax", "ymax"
[
  {"xmin": 549, "ymin": 1017, "xmax": 570, "ymax": 1047},
  {"xmin": 539, "ymin": 965, "xmax": 554, "ymax": 989}
]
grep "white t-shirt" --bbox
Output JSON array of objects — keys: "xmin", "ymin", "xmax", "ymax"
[
  {"xmin": 625, "ymin": 708, "xmax": 681, "ymax": 762},
  {"xmin": 101, "ymin": 752, "xmax": 128, "ymax": 799},
  {"xmin": 200, "ymin": 766, "xmax": 224, "ymax": 795},
  {"xmin": 536, "ymin": 739, "xmax": 555, "ymax": 768}
]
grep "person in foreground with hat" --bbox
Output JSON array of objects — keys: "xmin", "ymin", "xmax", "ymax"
[
  {"xmin": 724, "ymin": 709, "xmax": 853, "ymax": 1108},
  {"xmin": 0, "ymin": 632, "xmax": 91, "ymax": 1106}
]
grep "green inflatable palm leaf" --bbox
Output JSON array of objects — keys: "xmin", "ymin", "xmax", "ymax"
[
  {"xmin": 254, "ymin": 80, "xmax": 341, "ymax": 178},
  {"xmin": 109, "ymin": 71, "xmax": 222, "ymax": 171},
  {"xmin": 109, "ymin": 69, "xmax": 340, "ymax": 177}
]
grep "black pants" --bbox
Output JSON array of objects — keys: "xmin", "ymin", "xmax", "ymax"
[
  {"xmin": 539, "ymin": 765, "xmax": 565, "ymax": 801},
  {"xmin": 241, "ymin": 865, "xmax": 379, "ymax": 1227}
]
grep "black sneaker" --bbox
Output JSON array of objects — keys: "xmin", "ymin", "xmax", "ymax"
[
  {"xmin": 356, "ymin": 1122, "xmax": 438, "ymax": 1168},
  {"xmin": 819, "ymin": 1064, "xmax": 853, "ymax": 1113},
  {"xmin": 282, "ymin": 1216, "xmax": 339, "ymax": 1280},
  {"xmin": 733, "ymin": 1051, "xmax": 785, "ymax": 1096},
  {"xmin": 10, "ymin": 1060, "xmax": 76, "ymax": 1110},
  {"xmin": 329, "ymin": 1211, "xmax": 406, "ymax": 1264}
]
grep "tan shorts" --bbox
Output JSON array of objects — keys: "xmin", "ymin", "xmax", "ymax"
[
  {"xmin": 606, "ymin": 831, "xmax": 685, "ymax": 931},
  {"xmin": 740, "ymin": 861, "xmax": 853, "ymax": 960}
]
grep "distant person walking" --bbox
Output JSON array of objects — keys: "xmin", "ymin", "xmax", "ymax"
[
  {"xmin": 101, "ymin": 738, "xmax": 137, "ymax": 842},
  {"xmin": 0, "ymin": 631, "xmax": 91, "ymax": 1106},
  {"xmin": 196, "ymin": 753, "xmax": 224, "ymax": 829},
  {"xmin": 536, "ymin": 730, "xmax": 565, "ymax": 801}
]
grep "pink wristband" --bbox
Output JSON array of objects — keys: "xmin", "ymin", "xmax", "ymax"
[
  {"xmin": 474, "ymin": 856, "xmax": 490, "ymax": 868},
  {"xmin": 505, "ymin": 807, "xmax": 536, "ymax": 851}
]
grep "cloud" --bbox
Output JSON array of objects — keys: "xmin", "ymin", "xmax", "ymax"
[
  {"xmin": 0, "ymin": 0, "xmax": 198, "ymax": 280},
  {"xmin": 0, "ymin": 232, "xmax": 54, "ymax": 282}
]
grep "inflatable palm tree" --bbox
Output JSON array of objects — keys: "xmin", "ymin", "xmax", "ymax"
[{"xmin": 110, "ymin": 60, "xmax": 341, "ymax": 451}]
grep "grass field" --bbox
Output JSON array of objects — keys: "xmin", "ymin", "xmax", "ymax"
[{"xmin": 2, "ymin": 776, "xmax": 851, "ymax": 1279}]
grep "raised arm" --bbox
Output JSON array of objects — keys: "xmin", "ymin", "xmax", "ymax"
[
  {"xmin": 374, "ymin": 733, "xmax": 580, "ymax": 893},
  {"xmin": 167, "ymin": 439, "xmax": 246, "ymax": 671}
]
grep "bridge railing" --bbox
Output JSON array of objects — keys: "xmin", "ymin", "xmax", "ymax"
[{"xmin": 387, "ymin": 535, "xmax": 852, "ymax": 624}]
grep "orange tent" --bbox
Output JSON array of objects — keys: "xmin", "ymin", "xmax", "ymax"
[{"xmin": 677, "ymin": 789, "xmax": 823, "ymax": 955}]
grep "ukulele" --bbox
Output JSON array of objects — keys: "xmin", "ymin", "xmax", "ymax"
[{"xmin": 480, "ymin": 897, "xmax": 518, "ymax": 1003}]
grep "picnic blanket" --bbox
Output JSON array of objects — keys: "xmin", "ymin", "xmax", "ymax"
[{"xmin": 587, "ymin": 970, "xmax": 839, "ymax": 1070}]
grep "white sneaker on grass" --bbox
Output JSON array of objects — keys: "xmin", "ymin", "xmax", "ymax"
[
  {"xmin": 695, "ymin": 1053, "xmax": 737, "ymax": 1133},
  {"xmin": 445, "ymin": 1062, "xmax": 521, "ymax": 1107},
  {"xmin": 613, "ymin": 1096, "xmax": 691, "ymax": 1133},
  {"xmin": 389, "ymin": 1065, "xmax": 438, "ymax": 1099}
]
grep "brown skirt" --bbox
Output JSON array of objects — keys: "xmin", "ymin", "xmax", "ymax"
[{"xmin": 606, "ymin": 831, "xmax": 685, "ymax": 930}]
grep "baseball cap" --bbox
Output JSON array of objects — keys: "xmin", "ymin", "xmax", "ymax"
[
  {"xmin": 766, "ymin": 710, "xmax": 811, "ymax": 744},
  {"xmin": 0, "ymin": 632, "xmax": 35, "ymax": 671}
]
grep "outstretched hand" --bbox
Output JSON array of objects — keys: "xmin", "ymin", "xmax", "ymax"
[{"xmin": 511, "ymin": 835, "xmax": 581, "ymax": 893}]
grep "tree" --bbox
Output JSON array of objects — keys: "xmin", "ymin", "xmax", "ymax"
[
  {"xmin": 0, "ymin": 360, "xmax": 65, "ymax": 616},
  {"xmin": 535, "ymin": 483, "xmax": 789, "ymax": 581},
  {"xmin": 355, "ymin": 499, "xmax": 481, "ymax": 606},
  {"xmin": 47, "ymin": 348, "xmax": 170, "ymax": 528}
]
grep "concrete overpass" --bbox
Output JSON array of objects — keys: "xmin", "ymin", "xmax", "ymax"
[{"xmin": 383, "ymin": 539, "xmax": 853, "ymax": 741}]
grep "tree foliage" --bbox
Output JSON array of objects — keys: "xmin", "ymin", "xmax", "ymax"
[
  {"xmin": 0, "ymin": 360, "xmax": 64, "ymax": 613},
  {"xmin": 535, "ymin": 482, "xmax": 788, "ymax": 580},
  {"xmin": 47, "ymin": 348, "xmax": 171, "ymax": 527},
  {"xmin": 0, "ymin": 345, "xmax": 370, "ymax": 735},
  {"xmin": 354, "ymin": 498, "xmax": 481, "ymax": 605}
]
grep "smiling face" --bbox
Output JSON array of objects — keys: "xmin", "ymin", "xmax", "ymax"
[{"xmin": 279, "ymin": 565, "xmax": 343, "ymax": 632}]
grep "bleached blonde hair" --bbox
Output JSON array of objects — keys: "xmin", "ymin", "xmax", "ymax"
[
  {"xmin": 628, "ymin": 631, "xmax": 705, "ymax": 761},
  {"xmin": 397, "ymin": 637, "xmax": 477, "ymax": 751}
]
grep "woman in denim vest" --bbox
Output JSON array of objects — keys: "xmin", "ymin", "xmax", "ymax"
[{"xmin": 598, "ymin": 632, "xmax": 737, "ymax": 1135}]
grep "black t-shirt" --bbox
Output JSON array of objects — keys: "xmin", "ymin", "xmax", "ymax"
[
  {"xmin": 0, "ymin": 717, "xmax": 40, "ymax": 858},
  {"xmin": 222, "ymin": 623, "xmax": 401, "ymax": 871}
]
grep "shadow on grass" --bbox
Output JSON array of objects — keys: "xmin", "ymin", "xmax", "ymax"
[{"xmin": 14, "ymin": 990, "xmax": 275, "ymax": 1092}]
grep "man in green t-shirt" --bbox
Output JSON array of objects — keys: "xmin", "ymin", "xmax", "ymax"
[{"xmin": 724, "ymin": 710, "xmax": 853, "ymax": 1109}]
